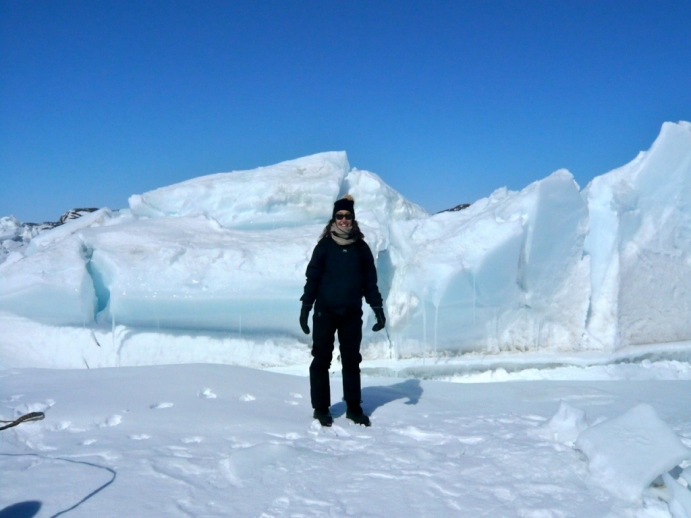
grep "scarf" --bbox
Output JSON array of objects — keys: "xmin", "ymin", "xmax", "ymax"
[{"xmin": 330, "ymin": 222, "xmax": 357, "ymax": 246}]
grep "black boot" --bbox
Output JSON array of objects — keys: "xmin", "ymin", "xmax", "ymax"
[
  {"xmin": 313, "ymin": 408, "xmax": 333, "ymax": 427},
  {"xmin": 346, "ymin": 404, "xmax": 371, "ymax": 427}
]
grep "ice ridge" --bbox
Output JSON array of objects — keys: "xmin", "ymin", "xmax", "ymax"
[{"xmin": 1, "ymin": 122, "xmax": 691, "ymax": 367}]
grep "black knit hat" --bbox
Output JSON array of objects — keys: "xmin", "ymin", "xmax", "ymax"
[{"xmin": 332, "ymin": 194, "xmax": 355, "ymax": 219}]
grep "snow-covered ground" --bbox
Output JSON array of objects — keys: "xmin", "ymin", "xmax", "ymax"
[{"xmin": 2, "ymin": 364, "xmax": 691, "ymax": 517}]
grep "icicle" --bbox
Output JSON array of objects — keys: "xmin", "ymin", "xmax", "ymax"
[
  {"xmin": 111, "ymin": 307, "xmax": 116, "ymax": 352},
  {"xmin": 472, "ymin": 271, "xmax": 476, "ymax": 328},
  {"xmin": 433, "ymin": 304, "xmax": 439, "ymax": 360},
  {"xmin": 537, "ymin": 319, "xmax": 542, "ymax": 350},
  {"xmin": 422, "ymin": 301, "xmax": 427, "ymax": 360}
]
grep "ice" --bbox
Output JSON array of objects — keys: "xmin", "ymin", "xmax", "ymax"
[
  {"xmin": 386, "ymin": 168, "xmax": 589, "ymax": 356},
  {"xmin": 663, "ymin": 473, "xmax": 691, "ymax": 518},
  {"xmin": 344, "ymin": 167, "xmax": 428, "ymax": 248},
  {"xmin": 1, "ymin": 216, "xmax": 38, "ymax": 263},
  {"xmin": 584, "ymin": 121, "xmax": 691, "ymax": 349},
  {"xmin": 83, "ymin": 216, "xmax": 322, "ymax": 334},
  {"xmin": 0, "ymin": 234, "xmax": 95, "ymax": 326},
  {"xmin": 128, "ymin": 151, "xmax": 350, "ymax": 230},
  {"xmin": 575, "ymin": 403, "xmax": 691, "ymax": 501},
  {"xmin": 1, "ymin": 122, "xmax": 691, "ymax": 366},
  {"xmin": 24, "ymin": 208, "xmax": 113, "ymax": 256},
  {"xmin": 529, "ymin": 401, "xmax": 588, "ymax": 445}
]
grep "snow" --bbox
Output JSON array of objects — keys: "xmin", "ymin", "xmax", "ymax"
[
  {"xmin": 3, "ymin": 122, "xmax": 691, "ymax": 516},
  {"xmin": 528, "ymin": 400, "xmax": 588, "ymax": 445},
  {"xmin": 663, "ymin": 473, "xmax": 691, "ymax": 518},
  {"xmin": 575, "ymin": 403, "xmax": 691, "ymax": 502},
  {"xmin": 128, "ymin": 152, "xmax": 350, "ymax": 230},
  {"xmin": 3, "ymin": 365, "xmax": 691, "ymax": 517}
]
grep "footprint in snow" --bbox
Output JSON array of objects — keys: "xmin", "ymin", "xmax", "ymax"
[
  {"xmin": 81, "ymin": 439, "xmax": 97, "ymax": 445},
  {"xmin": 100, "ymin": 414, "xmax": 122, "ymax": 427},
  {"xmin": 150, "ymin": 402, "xmax": 174, "ymax": 409},
  {"xmin": 197, "ymin": 388, "xmax": 217, "ymax": 399},
  {"xmin": 267, "ymin": 432, "xmax": 301, "ymax": 440},
  {"xmin": 14, "ymin": 399, "xmax": 55, "ymax": 416},
  {"xmin": 50, "ymin": 421, "xmax": 71, "ymax": 432},
  {"xmin": 290, "ymin": 393, "xmax": 303, "ymax": 399},
  {"xmin": 395, "ymin": 426, "xmax": 449, "ymax": 444},
  {"xmin": 284, "ymin": 400, "xmax": 299, "ymax": 406},
  {"xmin": 309, "ymin": 422, "xmax": 351, "ymax": 436},
  {"xmin": 456, "ymin": 436, "xmax": 485, "ymax": 444},
  {"xmin": 239, "ymin": 394, "xmax": 255, "ymax": 402}
]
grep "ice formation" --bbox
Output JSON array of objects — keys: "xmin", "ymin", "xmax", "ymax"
[
  {"xmin": 1, "ymin": 122, "xmax": 691, "ymax": 367},
  {"xmin": 575, "ymin": 403, "xmax": 690, "ymax": 502},
  {"xmin": 529, "ymin": 400, "xmax": 588, "ymax": 445},
  {"xmin": 663, "ymin": 473, "xmax": 691, "ymax": 518}
]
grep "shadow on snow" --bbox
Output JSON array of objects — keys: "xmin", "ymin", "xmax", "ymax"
[
  {"xmin": 331, "ymin": 378, "xmax": 423, "ymax": 417},
  {"xmin": 0, "ymin": 501, "xmax": 42, "ymax": 518},
  {"xmin": 0, "ymin": 454, "xmax": 116, "ymax": 518}
]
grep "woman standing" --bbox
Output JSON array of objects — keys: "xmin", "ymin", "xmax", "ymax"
[{"xmin": 300, "ymin": 195, "xmax": 386, "ymax": 427}]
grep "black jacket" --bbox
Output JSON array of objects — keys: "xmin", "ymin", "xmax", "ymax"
[{"xmin": 301, "ymin": 236, "xmax": 383, "ymax": 311}]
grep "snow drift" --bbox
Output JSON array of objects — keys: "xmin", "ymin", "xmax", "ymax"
[{"xmin": 1, "ymin": 122, "xmax": 690, "ymax": 368}]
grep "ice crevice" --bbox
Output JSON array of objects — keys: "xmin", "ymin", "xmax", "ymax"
[{"xmin": 80, "ymin": 242, "xmax": 110, "ymax": 321}]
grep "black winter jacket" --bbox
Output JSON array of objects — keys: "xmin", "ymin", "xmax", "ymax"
[{"xmin": 301, "ymin": 236, "xmax": 383, "ymax": 312}]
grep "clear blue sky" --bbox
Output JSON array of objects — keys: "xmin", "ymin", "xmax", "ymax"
[{"xmin": 1, "ymin": 0, "xmax": 690, "ymax": 223}]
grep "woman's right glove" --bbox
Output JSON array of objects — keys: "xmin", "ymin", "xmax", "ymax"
[
  {"xmin": 372, "ymin": 307, "xmax": 386, "ymax": 332},
  {"xmin": 299, "ymin": 305, "xmax": 311, "ymax": 334}
]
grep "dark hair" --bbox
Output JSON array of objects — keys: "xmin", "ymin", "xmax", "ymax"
[{"xmin": 319, "ymin": 217, "xmax": 365, "ymax": 241}]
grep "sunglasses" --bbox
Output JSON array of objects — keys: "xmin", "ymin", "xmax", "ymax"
[{"xmin": 335, "ymin": 213, "xmax": 353, "ymax": 220}]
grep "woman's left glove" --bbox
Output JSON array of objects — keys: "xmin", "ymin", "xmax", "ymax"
[
  {"xmin": 299, "ymin": 305, "xmax": 311, "ymax": 334},
  {"xmin": 372, "ymin": 307, "xmax": 386, "ymax": 332}
]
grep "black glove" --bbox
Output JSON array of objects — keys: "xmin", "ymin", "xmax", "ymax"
[
  {"xmin": 299, "ymin": 305, "xmax": 311, "ymax": 334},
  {"xmin": 372, "ymin": 307, "xmax": 386, "ymax": 332}
]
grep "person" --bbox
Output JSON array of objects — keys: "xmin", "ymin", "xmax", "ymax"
[{"xmin": 299, "ymin": 195, "xmax": 386, "ymax": 427}]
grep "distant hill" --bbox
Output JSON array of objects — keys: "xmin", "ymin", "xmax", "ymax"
[{"xmin": 437, "ymin": 203, "xmax": 471, "ymax": 213}]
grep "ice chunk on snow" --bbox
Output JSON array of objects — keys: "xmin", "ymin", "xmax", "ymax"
[
  {"xmin": 575, "ymin": 403, "xmax": 691, "ymax": 501},
  {"xmin": 529, "ymin": 401, "xmax": 588, "ymax": 445},
  {"xmin": 663, "ymin": 473, "xmax": 691, "ymax": 518},
  {"xmin": 129, "ymin": 152, "xmax": 349, "ymax": 230}
]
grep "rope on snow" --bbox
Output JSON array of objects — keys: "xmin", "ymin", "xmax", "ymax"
[{"xmin": 0, "ymin": 412, "xmax": 45, "ymax": 431}]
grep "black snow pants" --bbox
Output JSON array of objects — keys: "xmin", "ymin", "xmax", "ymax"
[{"xmin": 309, "ymin": 305, "xmax": 363, "ymax": 410}]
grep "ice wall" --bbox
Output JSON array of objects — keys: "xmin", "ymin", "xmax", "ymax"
[
  {"xmin": 386, "ymin": 169, "xmax": 590, "ymax": 356},
  {"xmin": 1, "ymin": 122, "xmax": 691, "ymax": 365},
  {"xmin": 584, "ymin": 122, "xmax": 691, "ymax": 348},
  {"xmin": 0, "ymin": 234, "xmax": 95, "ymax": 326},
  {"xmin": 83, "ymin": 216, "xmax": 321, "ymax": 335}
]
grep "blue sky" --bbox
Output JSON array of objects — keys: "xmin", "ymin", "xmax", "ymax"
[{"xmin": 1, "ymin": 0, "xmax": 690, "ymax": 222}]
